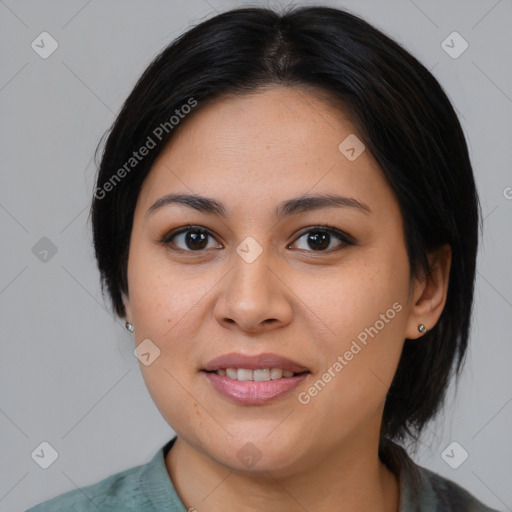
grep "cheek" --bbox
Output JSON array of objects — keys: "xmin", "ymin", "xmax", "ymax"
[
  {"xmin": 294, "ymin": 251, "xmax": 409, "ymax": 346},
  {"xmin": 294, "ymin": 251, "xmax": 409, "ymax": 410},
  {"xmin": 126, "ymin": 244, "xmax": 216, "ymax": 399},
  {"xmin": 127, "ymin": 243, "xmax": 208, "ymax": 338},
  {"xmin": 128, "ymin": 251, "xmax": 207, "ymax": 432}
]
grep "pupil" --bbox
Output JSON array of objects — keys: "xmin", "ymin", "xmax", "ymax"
[
  {"xmin": 309, "ymin": 231, "xmax": 329, "ymax": 250},
  {"xmin": 186, "ymin": 231, "xmax": 207, "ymax": 250}
]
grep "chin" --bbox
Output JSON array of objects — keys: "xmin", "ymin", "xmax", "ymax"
[{"xmin": 203, "ymin": 431, "xmax": 305, "ymax": 475}]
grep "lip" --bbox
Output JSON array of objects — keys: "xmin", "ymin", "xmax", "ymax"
[
  {"xmin": 203, "ymin": 352, "xmax": 309, "ymax": 373},
  {"xmin": 202, "ymin": 352, "xmax": 310, "ymax": 405},
  {"xmin": 204, "ymin": 371, "xmax": 309, "ymax": 405}
]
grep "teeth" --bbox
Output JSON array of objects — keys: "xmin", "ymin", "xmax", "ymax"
[
  {"xmin": 237, "ymin": 368, "xmax": 253, "ymax": 381},
  {"xmin": 270, "ymin": 368, "xmax": 283, "ymax": 379},
  {"xmin": 226, "ymin": 368, "xmax": 237, "ymax": 379},
  {"xmin": 216, "ymin": 367, "xmax": 300, "ymax": 380},
  {"xmin": 253, "ymin": 369, "xmax": 270, "ymax": 381}
]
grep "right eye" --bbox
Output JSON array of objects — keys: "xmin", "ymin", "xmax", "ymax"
[{"xmin": 160, "ymin": 225, "xmax": 223, "ymax": 252}]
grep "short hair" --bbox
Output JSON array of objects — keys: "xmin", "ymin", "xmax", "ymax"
[{"xmin": 90, "ymin": 6, "xmax": 481, "ymax": 450}]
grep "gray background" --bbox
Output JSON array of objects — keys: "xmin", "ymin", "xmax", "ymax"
[{"xmin": 0, "ymin": 0, "xmax": 511, "ymax": 511}]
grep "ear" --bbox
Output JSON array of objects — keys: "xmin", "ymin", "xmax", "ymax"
[{"xmin": 405, "ymin": 244, "xmax": 451, "ymax": 339}]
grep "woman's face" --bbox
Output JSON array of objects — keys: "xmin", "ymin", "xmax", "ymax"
[{"xmin": 124, "ymin": 86, "xmax": 424, "ymax": 474}]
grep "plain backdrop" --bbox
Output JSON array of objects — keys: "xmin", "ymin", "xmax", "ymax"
[{"xmin": 0, "ymin": 1, "xmax": 511, "ymax": 511}]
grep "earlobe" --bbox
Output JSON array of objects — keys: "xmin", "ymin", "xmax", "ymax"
[
  {"xmin": 405, "ymin": 244, "xmax": 452, "ymax": 340},
  {"xmin": 122, "ymin": 293, "xmax": 132, "ymax": 324},
  {"xmin": 123, "ymin": 295, "xmax": 135, "ymax": 333}
]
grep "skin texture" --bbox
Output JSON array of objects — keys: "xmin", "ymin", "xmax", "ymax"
[{"xmin": 123, "ymin": 85, "xmax": 451, "ymax": 512}]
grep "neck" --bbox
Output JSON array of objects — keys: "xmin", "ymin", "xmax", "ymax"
[{"xmin": 165, "ymin": 430, "xmax": 399, "ymax": 512}]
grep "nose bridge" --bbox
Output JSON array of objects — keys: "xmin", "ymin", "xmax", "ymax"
[
  {"xmin": 230, "ymin": 246, "xmax": 275, "ymax": 310},
  {"xmin": 216, "ymin": 243, "xmax": 292, "ymax": 330}
]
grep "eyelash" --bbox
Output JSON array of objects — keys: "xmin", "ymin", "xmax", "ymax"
[{"xmin": 158, "ymin": 223, "xmax": 356, "ymax": 255}]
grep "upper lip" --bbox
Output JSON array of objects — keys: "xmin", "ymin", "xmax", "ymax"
[{"xmin": 203, "ymin": 352, "xmax": 309, "ymax": 373}]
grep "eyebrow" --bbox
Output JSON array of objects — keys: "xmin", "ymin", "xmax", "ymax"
[{"xmin": 146, "ymin": 192, "xmax": 372, "ymax": 219}]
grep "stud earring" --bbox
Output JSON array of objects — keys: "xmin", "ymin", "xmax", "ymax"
[
  {"xmin": 418, "ymin": 324, "xmax": 427, "ymax": 334},
  {"xmin": 125, "ymin": 322, "xmax": 134, "ymax": 333}
]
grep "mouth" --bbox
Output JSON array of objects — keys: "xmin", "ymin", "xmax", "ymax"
[
  {"xmin": 207, "ymin": 367, "xmax": 308, "ymax": 380},
  {"xmin": 202, "ymin": 352, "xmax": 310, "ymax": 405}
]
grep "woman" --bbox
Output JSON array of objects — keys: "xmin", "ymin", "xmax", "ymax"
[{"xmin": 27, "ymin": 5, "xmax": 500, "ymax": 512}]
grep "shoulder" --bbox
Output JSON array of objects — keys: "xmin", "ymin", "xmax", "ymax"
[
  {"xmin": 415, "ymin": 465, "xmax": 502, "ymax": 512},
  {"xmin": 380, "ymin": 439, "xmax": 501, "ymax": 512},
  {"xmin": 25, "ymin": 460, "xmax": 151, "ymax": 512}
]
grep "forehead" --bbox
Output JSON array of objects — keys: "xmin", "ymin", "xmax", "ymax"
[
  {"xmin": 165, "ymin": 85, "xmax": 359, "ymax": 163},
  {"xmin": 136, "ymin": 86, "xmax": 395, "ymax": 218}
]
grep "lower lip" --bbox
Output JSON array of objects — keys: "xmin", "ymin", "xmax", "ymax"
[{"xmin": 203, "ymin": 371, "xmax": 309, "ymax": 405}]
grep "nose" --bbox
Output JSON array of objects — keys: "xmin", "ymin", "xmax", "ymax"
[{"xmin": 214, "ymin": 251, "xmax": 293, "ymax": 333}]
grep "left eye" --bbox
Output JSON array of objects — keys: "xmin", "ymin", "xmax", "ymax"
[{"xmin": 289, "ymin": 227, "xmax": 352, "ymax": 252}]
